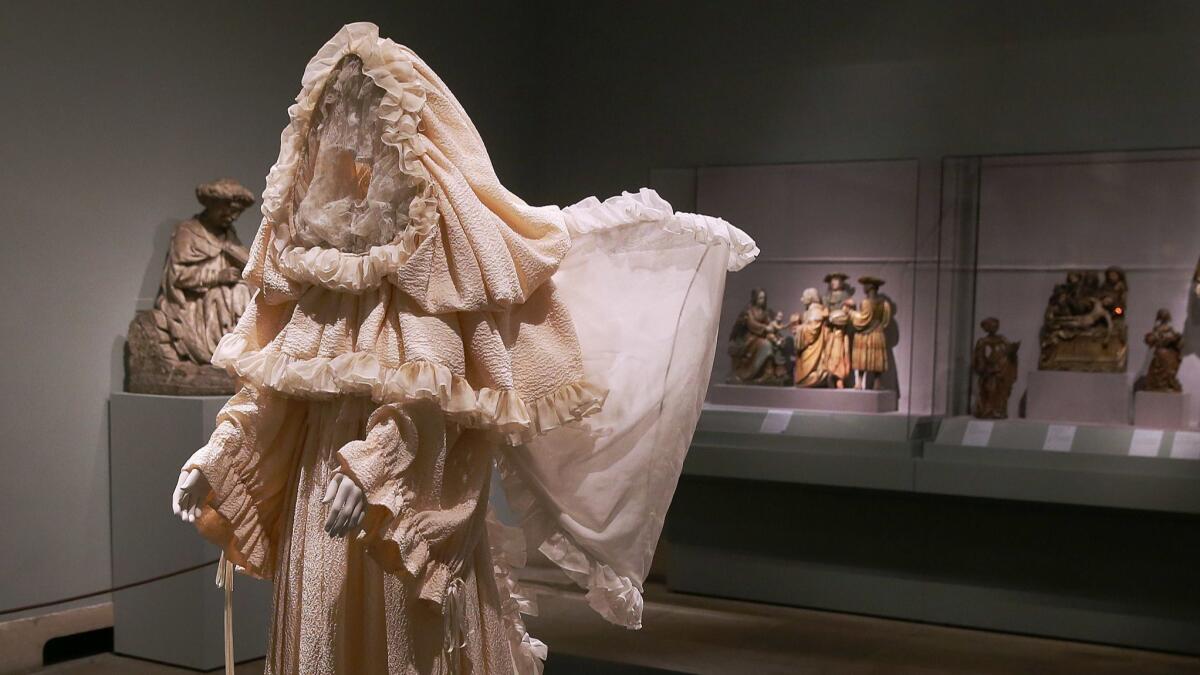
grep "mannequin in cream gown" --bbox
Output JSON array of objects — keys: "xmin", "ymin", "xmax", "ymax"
[{"xmin": 171, "ymin": 23, "xmax": 757, "ymax": 675}]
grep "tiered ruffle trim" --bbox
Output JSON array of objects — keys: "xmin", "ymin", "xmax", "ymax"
[
  {"xmin": 274, "ymin": 195, "xmax": 438, "ymax": 293},
  {"xmin": 495, "ymin": 456, "xmax": 646, "ymax": 630},
  {"xmin": 562, "ymin": 188, "xmax": 759, "ymax": 273},
  {"xmin": 196, "ymin": 461, "xmax": 274, "ymax": 580},
  {"xmin": 212, "ymin": 334, "xmax": 607, "ymax": 444},
  {"xmin": 486, "ymin": 512, "xmax": 547, "ymax": 675},
  {"xmin": 538, "ymin": 532, "xmax": 644, "ymax": 629},
  {"xmin": 254, "ymin": 22, "xmax": 439, "ymax": 295}
]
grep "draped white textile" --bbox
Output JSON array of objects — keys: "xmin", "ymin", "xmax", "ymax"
[{"xmin": 500, "ymin": 189, "xmax": 758, "ymax": 629}]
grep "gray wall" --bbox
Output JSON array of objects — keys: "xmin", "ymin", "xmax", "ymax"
[
  {"xmin": 0, "ymin": 0, "xmax": 538, "ymax": 617},
  {"xmin": 524, "ymin": 1, "xmax": 1200, "ymax": 205},
  {"xmin": 6, "ymin": 0, "xmax": 1200, "ymax": 621}
]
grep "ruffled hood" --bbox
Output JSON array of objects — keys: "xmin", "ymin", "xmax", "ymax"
[{"xmin": 243, "ymin": 21, "xmax": 570, "ymax": 313}]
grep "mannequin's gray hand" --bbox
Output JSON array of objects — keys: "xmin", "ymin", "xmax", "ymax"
[
  {"xmin": 323, "ymin": 473, "xmax": 365, "ymax": 539},
  {"xmin": 172, "ymin": 469, "xmax": 211, "ymax": 524}
]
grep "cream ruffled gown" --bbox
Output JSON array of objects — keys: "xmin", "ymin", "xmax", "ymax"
[{"xmin": 182, "ymin": 23, "xmax": 757, "ymax": 675}]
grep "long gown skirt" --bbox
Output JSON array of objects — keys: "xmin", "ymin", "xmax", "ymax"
[{"xmin": 257, "ymin": 396, "xmax": 513, "ymax": 675}]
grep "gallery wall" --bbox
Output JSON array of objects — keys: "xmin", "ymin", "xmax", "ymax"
[
  {"xmin": 0, "ymin": 0, "xmax": 539, "ymax": 619},
  {"xmin": 524, "ymin": 1, "xmax": 1200, "ymax": 205}
]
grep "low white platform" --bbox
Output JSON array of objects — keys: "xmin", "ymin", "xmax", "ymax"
[
  {"xmin": 109, "ymin": 392, "xmax": 272, "ymax": 670},
  {"xmin": 708, "ymin": 384, "xmax": 898, "ymax": 413},
  {"xmin": 0, "ymin": 602, "xmax": 112, "ymax": 674},
  {"xmin": 1134, "ymin": 391, "xmax": 1194, "ymax": 430},
  {"xmin": 1025, "ymin": 370, "xmax": 1129, "ymax": 425}
]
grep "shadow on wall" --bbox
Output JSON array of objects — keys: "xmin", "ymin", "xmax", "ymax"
[
  {"xmin": 116, "ymin": 217, "xmax": 180, "ymax": 392},
  {"xmin": 1185, "ymin": 283, "xmax": 1200, "ymax": 360},
  {"xmin": 881, "ymin": 292, "xmax": 901, "ymax": 399},
  {"xmin": 138, "ymin": 218, "xmax": 178, "ymax": 308},
  {"xmin": 1131, "ymin": 341, "xmax": 1154, "ymax": 393},
  {"xmin": 110, "ymin": 335, "xmax": 126, "ymax": 395}
]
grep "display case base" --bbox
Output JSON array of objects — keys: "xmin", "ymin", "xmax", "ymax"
[
  {"xmin": 1025, "ymin": 370, "xmax": 1129, "ymax": 424},
  {"xmin": 109, "ymin": 392, "xmax": 271, "ymax": 670},
  {"xmin": 686, "ymin": 405, "xmax": 932, "ymax": 493},
  {"xmin": 1134, "ymin": 391, "xmax": 1193, "ymax": 430},
  {"xmin": 707, "ymin": 383, "xmax": 898, "ymax": 413},
  {"xmin": 923, "ymin": 416, "xmax": 1200, "ymax": 514},
  {"xmin": 671, "ymin": 412, "xmax": 1200, "ymax": 656}
]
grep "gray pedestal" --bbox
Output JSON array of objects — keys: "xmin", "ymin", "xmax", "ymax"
[
  {"xmin": 1134, "ymin": 391, "xmax": 1194, "ymax": 430},
  {"xmin": 110, "ymin": 393, "xmax": 272, "ymax": 669},
  {"xmin": 708, "ymin": 384, "xmax": 898, "ymax": 413},
  {"xmin": 1025, "ymin": 370, "xmax": 1129, "ymax": 424}
]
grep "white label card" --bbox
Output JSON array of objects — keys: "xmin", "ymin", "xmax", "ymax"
[
  {"xmin": 1170, "ymin": 431, "xmax": 1200, "ymax": 460},
  {"xmin": 1043, "ymin": 425, "xmax": 1076, "ymax": 452},
  {"xmin": 962, "ymin": 420, "xmax": 994, "ymax": 447},
  {"xmin": 759, "ymin": 408, "xmax": 793, "ymax": 434},
  {"xmin": 1129, "ymin": 428, "xmax": 1164, "ymax": 457}
]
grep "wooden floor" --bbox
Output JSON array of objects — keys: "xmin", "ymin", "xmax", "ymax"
[
  {"xmin": 29, "ymin": 581, "xmax": 1200, "ymax": 674},
  {"xmin": 527, "ymin": 582, "xmax": 1200, "ymax": 674}
]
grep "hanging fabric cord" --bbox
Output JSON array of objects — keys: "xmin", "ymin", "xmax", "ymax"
[
  {"xmin": 436, "ymin": 466, "xmax": 492, "ymax": 675},
  {"xmin": 215, "ymin": 551, "xmax": 235, "ymax": 675},
  {"xmin": 440, "ymin": 576, "xmax": 469, "ymax": 675}
]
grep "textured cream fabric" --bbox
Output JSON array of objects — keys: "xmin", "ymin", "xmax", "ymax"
[
  {"xmin": 188, "ymin": 392, "xmax": 516, "ymax": 674},
  {"xmin": 181, "ymin": 22, "xmax": 756, "ymax": 675}
]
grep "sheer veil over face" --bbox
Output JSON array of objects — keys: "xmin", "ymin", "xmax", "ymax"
[{"xmin": 292, "ymin": 55, "xmax": 424, "ymax": 254}]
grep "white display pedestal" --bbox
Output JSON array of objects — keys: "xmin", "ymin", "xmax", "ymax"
[
  {"xmin": 1134, "ymin": 391, "xmax": 1193, "ymax": 430},
  {"xmin": 109, "ymin": 392, "xmax": 272, "ymax": 670},
  {"xmin": 1025, "ymin": 370, "xmax": 1129, "ymax": 425},
  {"xmin": 708, "ymin": 383, "xmax": 898, "ymax": 413}
]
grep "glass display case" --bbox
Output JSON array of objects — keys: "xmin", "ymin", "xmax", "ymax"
[
  {"xmin": 670, "ymin": 159, "xmax": 939, "ymax": 472},
  {"xmin": 941, "ymin": 148, "xmax": 1200, "ymax": 426},
  {"xmin": 920, "ymin": 146, "xmax": 1200, "ymax": 528},
  {"xmin": 678, "ymin": 149, "xmax": 1200, "ymax": 450},
  {"xmin": 932, "ymin": 149, "xmax": 1200, "ymax": 482},
  {"xmin": 657, "ymin": 150, "xmax": 1200, "ymax": 655},
  {"xmin": 701, "ymin": 160, "xmax": 926, "ymax": 411}
]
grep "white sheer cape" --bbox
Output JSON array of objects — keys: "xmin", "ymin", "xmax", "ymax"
[{"xmin": 498, "ymin": 188, "xmax": 757, "ymax": 631}]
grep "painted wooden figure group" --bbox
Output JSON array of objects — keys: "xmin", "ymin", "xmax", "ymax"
[
  {"xmin": 723, "ymin": 262, "xmax": 1195, "ymax": 420},
  {"xmin": 971, "ymin": 265, "xmax": 1193, "ymax": 419},
  {"xmin": 727, "ymin": 273, "xmax": 893, "ymax": 391}
]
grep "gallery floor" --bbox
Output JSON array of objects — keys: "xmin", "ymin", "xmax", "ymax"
[{"xmin": 27, "ymin": 580, "xmax": 1200, "ymax": 674}]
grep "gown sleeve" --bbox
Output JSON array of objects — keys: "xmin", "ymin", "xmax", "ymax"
[
  {"xmin": 496, "ymin": 189, "xmax": 757, "ymax": 629},
  {"xmin": 337, "ymin": 399, "xmax": 495, "ymax": 605},
  {"xmin": 183, "ymin": 386, "xmax": 298, "ymax": 579}
]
